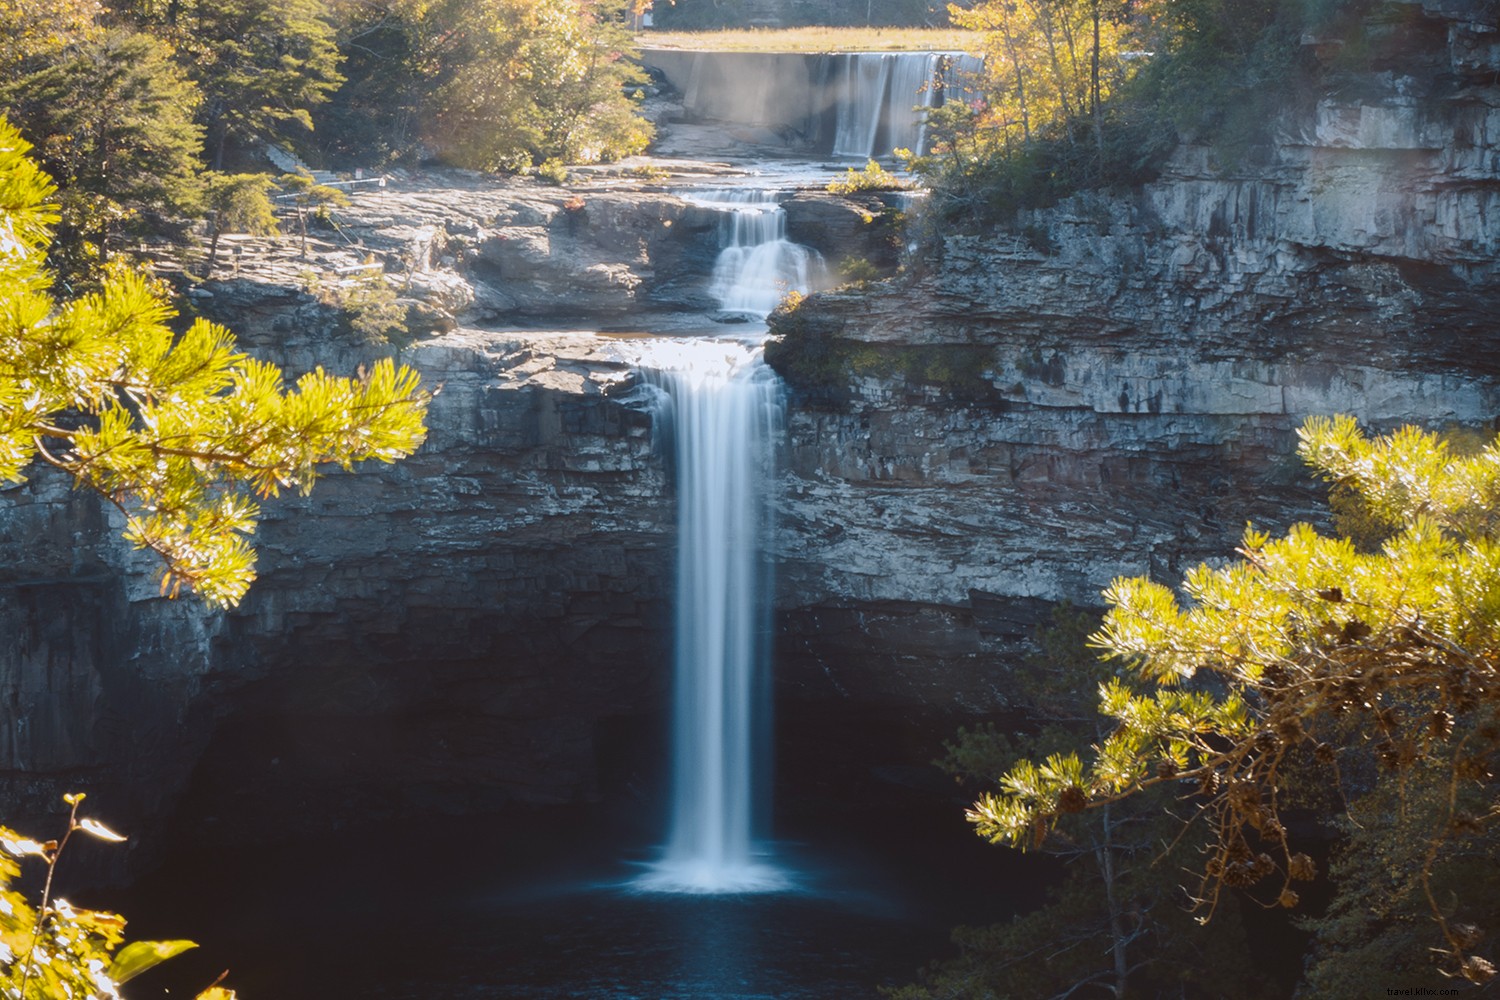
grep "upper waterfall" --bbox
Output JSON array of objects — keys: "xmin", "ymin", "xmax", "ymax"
[
  {"xmin": 640, "ymin": 48, "xmax": 985, "ymax": 158},
  {"xmin": 831, "ymin": 52, "xmax": 946, "ymax": 159}
]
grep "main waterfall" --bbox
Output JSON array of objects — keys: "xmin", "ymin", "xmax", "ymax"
[{"xmin": 636, "ymin": 340, "xmax": 785, "ymax": 894}]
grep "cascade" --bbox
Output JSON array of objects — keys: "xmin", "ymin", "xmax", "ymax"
[
  {"xmin": 635, "ymin": 339, "xmax": 785, "ymax": 894},
  {"xmin": 681, "ymin": 189, "xmax": 822, "ymax": 318},
  {"xmin": 829, "ymin": 51, "xmax": 985, "ymax": 159},
  {"xmin": 832, "ymin": 53, "xmax": 894, "ymax": 158},
  {"xmin": 884, "ymin": 52, "xmax": 942, "ymax": 155}
]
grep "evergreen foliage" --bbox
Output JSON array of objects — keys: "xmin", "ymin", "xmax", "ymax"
[
  {"xmin": 0, "ymin": 0, "xmax": 657, "ymax": 268},
  {"xmin": 968, "ymin": 416, "xmax": 1500, "ymax": 985},
  {"xmin": 307, "ymin": 260, "xmax": 409, "ymax": 347},
  {"xmin": 320, "ymin": 0, "xmax": 652, "ymax": 171},
  {"xmin": 0, "ymin": 118, "xmax": 429, "ymax": 606},
  {"xmin": 892, "ymin": 608, "xmax": 1278, "ymax": 1000},
  {"xmin": 140, "ymin": 0, "xmax": 345, "ymax": 168},
  {"xmin": 200, "ymin": 171, "xmax": 279, "ymax": 275},
  {"xmin": 0, "ymin": 30, "xmax": 204, "ymax": 282}
]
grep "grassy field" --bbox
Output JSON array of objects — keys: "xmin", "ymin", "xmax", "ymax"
[{"xmin": 637, "ymin": 27, "xmax": 983, "ymax": 54}]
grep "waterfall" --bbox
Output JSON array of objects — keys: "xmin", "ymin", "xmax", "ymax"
[
  {"xmin": 832, "ymin": 53, "xmax": 893, "ymax": 158},
  {"xmin": 884, "ymin": 52, "xmax": 942, "ymax": 155},
  {"xmin": 636, "ymin": 339, "xmax": 785, "ymax": 894},
  {"xmin": 681, "ymin": 189, "xmax": 822, "ymax": 319},
  {"xmin": 944, "ymin": 53, "xmax": 987, "ymax": 107},
  {"xmin": 829, "ymin": 51, "xmax": 984, "ymax": 159}
]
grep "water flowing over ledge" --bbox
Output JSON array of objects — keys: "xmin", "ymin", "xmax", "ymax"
[
  {"xmin": 680, "ymin": 189, "xmax": 825, "ymax": 318},
  {"xmin": 633, "ymin": 338, "xmax": 788, "ymax": 895},
  {"xmin": 641, "ymin": 48, "xmax": 985, "ymax": 159}
]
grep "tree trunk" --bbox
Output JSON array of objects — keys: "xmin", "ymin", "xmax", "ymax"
[
  {"xmin": 1100, "ymin": 803, "xmax": 1131, "ymax": 998},
  {"xmin": 999, "ymin": 20, "xmax": 1030, "ymax": 144},
  {"xmin": 1091, "ymin": 0, "xmax": 1103, "ymax": 153}
]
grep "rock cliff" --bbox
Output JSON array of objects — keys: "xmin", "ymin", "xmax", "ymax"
[
  {"xmin": 0, "ymin": 321, "xmax": 675, "ymax": 862},
  {"xmin": 0, "ymin": 159, "xmax": 908, "ymax": 855},
  {"xmin": 4, "ymin": 1, "xmax": 1499, "ymax": 857},
  {"xmin": 766, "ymin": 0, "xmax": 1500, "ymax": 715}
]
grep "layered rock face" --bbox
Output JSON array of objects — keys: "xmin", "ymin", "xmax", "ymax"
[
  {"xmin": 6, "ymin": 4, "xmax": 1499, "ymax": 854},
  {"xmin": 0, "ymin": 322, "xmax": 676, "ymax": 858},
  {"xmin": 767, "ymin": 2, "xmax": 1500, "ymax": 714},
  {"xmin": 0, "ymin": 160, "xmax": 908, "ymax": 853}
]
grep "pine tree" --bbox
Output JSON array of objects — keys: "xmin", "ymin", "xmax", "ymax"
[
  {"xmin": 0, "ymin": 117, "xmax": 429, "ymax": 606},
  {"xmin": 894, "ymin": 609, "xmax": 1276, "ymax": 1000},
  {"xmin": 0, "ymin": 31, "xmax": 204, "ymax": 281},
  {"xmin": 167, "ymin": 0, "xmax": 344, "ymax": 168},
  {"xmin": 968, "ymin": 416, "xmax": 1500, "ymax": 985}
]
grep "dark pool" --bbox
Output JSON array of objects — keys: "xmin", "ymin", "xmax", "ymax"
[{"xmin": 99, "ymin": 786, "xmax": 1042, "ymax": 1000}]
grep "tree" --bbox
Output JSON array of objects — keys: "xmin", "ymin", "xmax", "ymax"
[
  {"xmin": 0, "ymin": 118, "xmax": 424, "ymax": 999},
  {"xmin": 201, "ymin": 171, "xmax": 279, "ymax": 274},
  {"xmin": 0, "ymin": 31, "xmax": 204, "ymax": 281},
  {"xmin": 410, "ymin": 0, "xmax": 652, "ymax": 171},
  {"xmin": 165, "ymin": 0, "xmax": 344, "ymax": 167},
  {"xmin": 967, "ymin": 416, "xmax": 1500, "ymax": 985},
  {"xmin": 277, "ymin": 168, "xmax": 347, "ymax": 257},
  {"xmin": 0, "ymin": 0, "xmax": 102, "ymax": 77},
  {"xmin": 0, "ymin": 116, "xmax": 429, "ymax": 606},
  {"xmin": 949, "ymin": 0, "xmax": 1130, "ymax": 153},
  {"xmin": 893, "ymin": 609, "xmax": 1275, "ymax": 1000}
]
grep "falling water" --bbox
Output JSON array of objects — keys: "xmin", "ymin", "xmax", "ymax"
[
  {"xmin": 830, "ymin": 52, "xmax": 985, "ymax": 159},
  {"xmin": 681, "ymin": 189, "xmax": 822, "ymax": 318},
  {"xmin": 635, "ymin": 339, "xmax": 785, "ymax": 894},
  {"xmin": 884, "ymin": 52, "xmax": 942, "ymax": 155},
  {"xmin": 832, "ymin": 54, "xmax": 894, "ymax": 158}
]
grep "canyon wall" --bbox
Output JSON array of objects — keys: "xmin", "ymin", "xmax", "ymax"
[
  {"xmin": 3, "ymin": 0, "xmax": 1499, "ymax": 857},
  {"xmin": 0, "ymin": 322, "xmax": 676, "ymax": 862},
  {"xmin": 0, "ymin": 176, "xmax": 896, "ymax": 857},
  {"xmin": 766, "ymin": 0, "xmax": 1500, "ymax": 716}
]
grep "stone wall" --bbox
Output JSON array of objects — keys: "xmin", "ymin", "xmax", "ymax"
[
  {"xmin": 0, "ymin": 323, "xmax": 676, "ymax": 865},
  {"xmin": 766, "ymin": 0, "xmax": 1500, "ymax": 716}
]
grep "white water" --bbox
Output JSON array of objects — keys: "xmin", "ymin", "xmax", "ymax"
[
  {"xmin": 831, "ymin": 51, "xmax": 985, "ymax": 159},
  {"xmin": 682, "ymin": 189, "xmax": 822, "ymax": 318},
  {"xmin": 635, "ymin": 339, "xmax": 785, "ymax": 894},
  {"xmin": 832, "ymin": 53, "xmax": 894, "ymax": 158},
  {"xmin": 885, "ymin": 52, "xmax": 942, "ymax": 155}
]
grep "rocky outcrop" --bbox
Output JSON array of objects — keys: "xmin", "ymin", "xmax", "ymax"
[
  {"xmin": 0, "ymin": 325, "xmax": 676, "ymax": 864},
  {"xmin": 197, "ymin": 170, "xmax": 898, "ymax": 336},
  {"xmin": 6, "ymin": 3, "xmax": 1498, "ymax": 860},
  {"xmin": 766, "ymin": 0, "xmax": 1500, "ymax": 714},
  {"xmin": 0, "ymin": 162, "xmax": 905, "ymax": 855}
]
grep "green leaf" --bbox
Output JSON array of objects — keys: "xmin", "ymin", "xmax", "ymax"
[{"xmin": 108, "ymin": 939, "xmax": 199, "ymax": 983}]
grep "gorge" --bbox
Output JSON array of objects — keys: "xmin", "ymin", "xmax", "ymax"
[{"xmin": 3, "ymin": 4, "xmax": 1500, "ymax": 994}]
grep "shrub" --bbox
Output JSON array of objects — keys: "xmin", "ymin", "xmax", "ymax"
[
  {"xmin": 827, "ymin": 159, "xmax": 909, "ymax": 195},
  {"xmin": 535, "ymin": 159, "xmax": 570, "ymax": 185}
]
